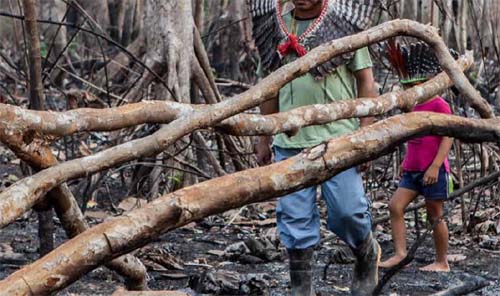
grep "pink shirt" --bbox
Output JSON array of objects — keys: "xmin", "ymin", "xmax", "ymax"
[{"xmin": 402, "ymin": 97, "xmax": 452, "ymax": 173}]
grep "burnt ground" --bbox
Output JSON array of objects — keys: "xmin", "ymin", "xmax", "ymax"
[
  {"xmin": 1, "ymin": 198, "xmax": 499, "ymax": 295},
  {"xmin": 0, "ymin": 153, "xmax": 499, "ymax": 295}
]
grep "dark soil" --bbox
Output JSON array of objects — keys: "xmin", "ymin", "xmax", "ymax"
[
  {"xmin": 0, "ymin": 150, "xmax": 498, "ymax": 295},
  {"xmin": 1, "ymin": 204, "xmax": 499, "ymax": 295}
]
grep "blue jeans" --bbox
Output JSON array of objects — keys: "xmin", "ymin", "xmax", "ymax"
[{"xmin": 274, "ymin": 146, "xmax": 372, "ymax": 249}]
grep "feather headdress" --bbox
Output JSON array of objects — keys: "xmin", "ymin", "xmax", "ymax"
[
  {"xmin": 386, "ymin": 39, "xmax": 459, "ymax": 85},
  {"xmin": 249, "ymin": 0, "xmax": 379, "ymax": 79}
]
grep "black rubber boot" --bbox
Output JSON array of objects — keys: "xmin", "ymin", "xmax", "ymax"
[
  {"xmin": 288, "ymin": 248, "xmax": 315, "ymax": 296},
  {"xmin": 350, "ymin": 232, "xmax": 381, "ymax": 296}
]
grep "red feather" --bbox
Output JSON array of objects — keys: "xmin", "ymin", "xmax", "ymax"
[{"xmin": 386, "ymin": 38, "xmax": 408, "ymax": 80}]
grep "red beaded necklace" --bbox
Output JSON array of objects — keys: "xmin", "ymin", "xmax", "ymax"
[{"xmin": 276, "ymin": 0, "xmax": 329, "ymax": 57}]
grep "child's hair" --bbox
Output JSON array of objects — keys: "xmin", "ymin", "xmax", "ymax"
[{"xmin": 385, "ymin": 39, "xmax": 459, "ymax": 86}]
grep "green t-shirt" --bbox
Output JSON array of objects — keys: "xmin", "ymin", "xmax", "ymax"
[{"xmin": 273, "ymin": 14, "xmax": 373, "ymax": 149}]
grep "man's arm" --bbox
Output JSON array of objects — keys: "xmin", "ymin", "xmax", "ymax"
[
  {"xmin": 255, "ymin": 97, "xmax": 279, "ymax": 165},
  {"xmin": 354, "ymin": 67, "xmax": 377, "ymax": 127}
]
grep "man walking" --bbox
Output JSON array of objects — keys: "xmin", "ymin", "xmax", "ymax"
[{"xmin": 250, "ymin": 0, "xmax": 380, "ymax": 295}]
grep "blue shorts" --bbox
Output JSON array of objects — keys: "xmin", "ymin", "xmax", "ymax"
[{"xmin": 399, "ymin": 166, "xmax": 449, "ymax": 200}]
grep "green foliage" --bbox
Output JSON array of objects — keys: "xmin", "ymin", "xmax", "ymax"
[
  {"xmin": 40, "ymin": 41, "xmax": 48, "ymax": 58},
  {"xmin": 168, "ymin": 171, "xmax": 184, "ymax": 187}
]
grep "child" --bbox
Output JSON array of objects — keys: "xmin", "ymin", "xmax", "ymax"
[{"xmin": 380, "ymin": 41, "xmax": 455, "ymax": 272}]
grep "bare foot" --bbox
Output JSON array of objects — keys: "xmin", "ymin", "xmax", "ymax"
[
  {"xmin": 379, "ymin": 254, "xmax": 406, "ymax": 268},
  {"xmin": 419, "ymin": 261, "xmax": 450, "ymax": 272}
]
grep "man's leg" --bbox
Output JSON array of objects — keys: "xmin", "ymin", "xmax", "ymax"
[
  {"xmin": 321, "ymin": 167, "xmax": 379, "ymax": 296},
  {"xmin": 275, "ymin": 146, "xmax": 319, "ymax": 296}
]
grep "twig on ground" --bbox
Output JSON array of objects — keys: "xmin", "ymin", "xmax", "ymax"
[{"xmin": 430, "ymin": 275, "xmax": 489, "ymax": 296}]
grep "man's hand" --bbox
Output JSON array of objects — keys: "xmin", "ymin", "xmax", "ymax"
[
  {"xmin": 255, "ymin": 136, "xmax": 272, "ymax": 166},
  {"xmin": 423, "ymin": 164, "xmax": 440, "ymax": 186}
]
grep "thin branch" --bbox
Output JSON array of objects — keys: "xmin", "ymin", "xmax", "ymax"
[
  {"xmin": 0, "ymin": 18, "xmax": 496, "ymax": 246},
  {"xmin": 0, "ymin": 10, "xmax": 177, "ymax": 100},
  {"xmin": 0, "ymin": 113, "xmax": 499, "ymax": 295},
  {"xmin": 0, "ymin": 56, "xmax": 473, "ymax": 137},
  {"xmin": 373, "ymin": 216, "xmax": 445, "ymax": 295}
]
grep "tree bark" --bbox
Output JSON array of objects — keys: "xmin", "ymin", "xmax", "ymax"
[
  {"xmin": 0, "ymin": 113, "xmax": 498, "ymax": 295},
  {"xmin": 143, "ymin": 0, "xmax": 193, "ymax": 101},
  {"xmin": 0, "ymin": 19, "xmax": 494, "ymax": 228},
  {"xmin": 458, "ymin": 0, "xmax": 469, "ymax": 52},
  {"xmin": 0, "ymin": 57, "xmax": 475, "ymax": 229},
  {"xmin": 22, "ymin": 0, "xmax": 55, "ymax": 256},
  {"xmin": 5, "ymin": 1, "xmax": 148, "ymax": 286},
  {"xmin": 0, "ymin": 54, "xmax": 473, "ymax": 137}
]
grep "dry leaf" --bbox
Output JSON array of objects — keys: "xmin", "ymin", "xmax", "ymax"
[{"xmin": 475, "ymin": 220, "xmax": 495, "ymax": 234}]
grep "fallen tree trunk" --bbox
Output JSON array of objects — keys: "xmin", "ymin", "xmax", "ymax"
[
  {"xmin": 0, "ymin": 65, "xmax": 465, "ymax": 228},
  {"xmin": 0, "ymin": 56, "xmax": 473, "ymax": 137},
  {"xmin": 0, "ymin": 136, "xmax": 149, "ymax": 289},
  {"xmin": 0, "ymin": 113, "xmax": 498, "ymax": 295},
  {"xmin": 0, "ymin": 55, "xmax": 479, "ymax": 229}
]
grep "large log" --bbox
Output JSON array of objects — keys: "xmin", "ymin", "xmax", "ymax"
[
  {"xmin": 0, "ymin": 113, "xmax": 499, "ymax": 295},
  {"xmin": 0, "ymin": 0, "xmax": 147, "ymax": 288},
  {"xmin": 0, "ymin": 20, "xmax": 491, "ymax": 230},
  {"xmin": 0, "ymin": 56, "xmax": 473, "ymax": 137},
  {"xmin": 0, "ymin": 65, "xmax": 465, "ymax": 229}
]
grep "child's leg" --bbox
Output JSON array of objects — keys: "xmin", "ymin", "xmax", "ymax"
[
  {"xmin": 420, "ymin": 200, "xmax": 450, "ymax": 272},
  {"xmin": 380, "ymin": 187, "xmax": 418, "ymax": 268}
]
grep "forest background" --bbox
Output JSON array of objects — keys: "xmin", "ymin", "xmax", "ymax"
[{"xmin": 0, "ymin": 0, "xmax": 498, "ymax": 295}]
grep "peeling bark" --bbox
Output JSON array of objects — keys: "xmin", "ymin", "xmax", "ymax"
[
  {"xmin": 0, "ymin": 49, "xmax": 478, "ymax": 229},
  {"xmin": 0, "ymin": 55, "xmax": 473, "ymax": 137},
  {"xmin": 0, "ymin": 21, "xmax": 495, "ymax": 293},
  {"xmin": 0, "ymin": 113, "xmax": 498, "ymax": 295},
  {"xmin": 0, "ymin": 64, "xmax": 466, "ymax": 229}
]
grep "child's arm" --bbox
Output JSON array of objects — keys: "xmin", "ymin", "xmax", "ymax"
[{"xmin": 423, "ymin": 137, "xmax": 453, "ymax": 185}]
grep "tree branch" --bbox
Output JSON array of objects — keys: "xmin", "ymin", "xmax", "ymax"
[
  {"xmin": 0, "ymin": 113, "xmax": 498, "ymax": 295},
  {"xmin": 0, "ymin": 55, "xmax": 473, "ymax": 137},
  {"xmin": 0, "ymin": 19, "xmax": 492, "ymax": 229}
]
